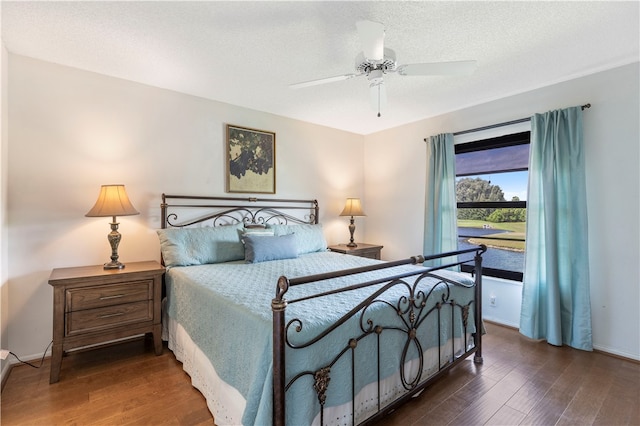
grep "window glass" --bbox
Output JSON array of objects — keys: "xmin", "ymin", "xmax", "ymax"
[{"xmin": 455, "ymin": 132, "xmax": 529, "ymax": 281}]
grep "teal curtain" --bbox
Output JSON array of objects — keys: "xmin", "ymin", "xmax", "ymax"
[
  {"xmin": 520, "ymin": 106, "xmax": 593, "ymax": 350},
  {"xmin": 423, "ymin": 133, "xmax": 457, "ymax": 267}
]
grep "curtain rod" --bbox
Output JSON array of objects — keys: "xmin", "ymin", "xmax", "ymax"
[
  {"xmin": 452, "ymin": 103, "xmax": 591, "ymax": 136},
  {"xmin": 424, "ymin": 103, "xmax": 591, "ymax": 140}
]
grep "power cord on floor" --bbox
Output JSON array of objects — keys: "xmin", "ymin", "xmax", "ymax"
[{"xmin": 5, "ymin": 340, "xmax": 53, "ymax": 368}]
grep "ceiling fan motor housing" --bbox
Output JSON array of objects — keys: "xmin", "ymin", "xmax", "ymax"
[{"xmin": 356, "ymin": 47, "xmax": 397, "ymax": 82}]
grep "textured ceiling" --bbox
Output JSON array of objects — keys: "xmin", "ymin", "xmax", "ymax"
[{"xmin": 2, "ymin": 1, "xmax": 639, "ymax": 135}]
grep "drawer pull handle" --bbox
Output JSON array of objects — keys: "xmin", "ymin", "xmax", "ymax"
[
  {"xmin": 99, "ymin": 294, "xmax": 126, "ymax": 300},
  {"xmin": 98, "ymin": 312, "xmax": 125, "ymax": 319}
]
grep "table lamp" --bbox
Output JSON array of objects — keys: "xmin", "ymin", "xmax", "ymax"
[
  {"xmin": 85, "ymin": 184, "xmax": 139, "ymax": 269},
  {"xmin": 339, "ymin": 198, "xmax": 366, "ymax": 247}
]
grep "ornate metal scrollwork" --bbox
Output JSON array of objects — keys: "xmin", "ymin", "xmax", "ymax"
[
  {"xmin": 163, "ymin": 204, "xmax": 318, "ymax": 229},
  {"xmin": 165, "ymin": 213, "xmax": 180, "ymax": 227},
  {"xmin": 400, "ymin": 327, "xmax": 424, "ymax": 390},
  {"xmin": 313, "ymin": 366, "xmax": 331, "ymax": 406},
  {"xmin": 243, "ymin": 215, "xmax": 261, "ymax": 226}
]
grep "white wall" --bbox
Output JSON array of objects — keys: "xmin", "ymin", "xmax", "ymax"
[
  {"xmin": 1, "ymin": 38, "xmax": 10, "ymax": 377},
  {"xmin": 364, "ymin": 63, "xmax": 640, "ymax": 360},
  {"xmin": 6, "ymin": 54, "xmax": 365, "ymax": 359},
  {"xmin": 5, "ymin": 54, "xmax": 639, "ymax": 363}
]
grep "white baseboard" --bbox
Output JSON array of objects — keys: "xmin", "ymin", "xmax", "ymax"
[
  {"xmin": 593, "ymin": 344, "xmax": 640, "ymax": 362},
  {"xmin": 0, "ymin": 348, "xmax": 51, "ymax": 390},
  {"xmin": 0, "ymin": 359, "xmax": 12, "ymax": 390},
  {"xmin": 482, "ymin": 315, "xmax": 519, "ymax": 329}
]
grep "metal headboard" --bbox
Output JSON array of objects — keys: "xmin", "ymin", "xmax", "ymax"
[{"xmin": 160, "ymin": 194, "xmax": 319, "ymax": 229}]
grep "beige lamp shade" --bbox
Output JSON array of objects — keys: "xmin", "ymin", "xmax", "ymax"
[
  {"xmin": 339, "ymin": 198, "xmax": 366, "ymax": 217},
  {"xmin": 86, "ymin": 184, "xmax": 139, "ymax": 270},
  {"xmin": 86, "ymin": 184, "xmax": 139, "ymax": 218}
]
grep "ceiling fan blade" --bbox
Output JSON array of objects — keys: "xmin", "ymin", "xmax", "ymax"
[
  {"xmin": 369, "ymin": 82, "xmax": 387, "ymax": 117},
  {"xmin": 397, "ymin": 60, "xmax": 478, "ymax": 76},
  {"xmin": 289, "ymin": 73, "xmax": 361, "ymax": 89},
  {"xmin": 356, "ymin": 20, "xmax": 385, "ymax": 62}
]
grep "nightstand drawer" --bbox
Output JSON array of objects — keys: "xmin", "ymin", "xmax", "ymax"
[
  {"xmin": 66, "ymin": 280, "xmax": 152, "ymax": 311},
  {"xmin": 66, "ymin": 300, "xmax": 153, "ymax": 335},
  {"xmin": 356, "ymin": 251, "xmax": 380, "ymax": 260}
]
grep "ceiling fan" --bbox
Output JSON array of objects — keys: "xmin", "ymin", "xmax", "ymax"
[{"xmin": 290, "ymin": 20, "xmax": 477, "ymax": 117}]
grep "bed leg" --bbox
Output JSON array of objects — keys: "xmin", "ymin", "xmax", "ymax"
[
  {"xmin": 473, "ymin": 247, "xmax": 484, "ymax": 365},
  {"xmin": 272, "ymin": 277, "xmax": 289, "ymax": 426},
  {"xmin": 474, "ymin": 349, "xmax": 484, "ymax": 364}
]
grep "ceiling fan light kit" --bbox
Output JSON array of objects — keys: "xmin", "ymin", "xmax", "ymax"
[{"xmin": 290, "ymin": 20, "xmax": 477, "ymax": 117}]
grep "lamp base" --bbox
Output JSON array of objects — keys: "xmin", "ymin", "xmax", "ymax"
[
  {"xmin": 104, "ymin": 220, "xmax": 125, "ymax": 270},
  {"xmin": 103, "ymin": 261, "xmax": 125, "ymax": 270},
  {"xmin": 347, "ymin": 216, "xmax": 358, "ymax": 248}
]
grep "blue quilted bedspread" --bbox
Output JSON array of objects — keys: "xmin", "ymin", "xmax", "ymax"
[{"xmin": 165, "ymin": 251, "xmax": 476, "ymax": 425}]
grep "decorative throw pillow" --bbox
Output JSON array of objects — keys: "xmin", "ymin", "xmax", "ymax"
[
  {"xmin": 242, "ymin": 227, "xmax": 275, "ymax": 238},
  {"xmin": 243, "ymin": 233, "xmax": 298, "ymax": 263},
  {"xmin": 157, "ymin": 223, "xmax": 245, "ymax": 267},
  {"xmin": 267, "ymin": 223, "xmax": 327, "ymax": 254}
]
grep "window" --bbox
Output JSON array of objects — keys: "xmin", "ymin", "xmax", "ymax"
[{"xmin": 455, "ymin": 131, "xmax": 530, "ymax": 281}]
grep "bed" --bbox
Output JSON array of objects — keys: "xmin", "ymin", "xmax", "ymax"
[{"xmin": 158, "ymin": 195, "xmax": 486, "ymax": 425}]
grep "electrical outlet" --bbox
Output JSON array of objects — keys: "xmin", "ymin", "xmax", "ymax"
[
  {"xmin": 490, "ymin": 295, "xmax": 497, "ymax": 307},
  {"xmin": 0, "ymin": 349, "xmax": 9, "ymax": 360}
]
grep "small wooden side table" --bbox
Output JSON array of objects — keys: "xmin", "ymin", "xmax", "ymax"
[
  {"xmin": 48, "ymin": 260, "xmax": 165, "ymax": 383},
  {"xmin": 328, "ymin": 243, "xmax": 383, "ymax": 260}
]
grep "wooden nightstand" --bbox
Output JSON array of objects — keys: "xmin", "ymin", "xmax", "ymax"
[
  {"xmin": 328, "ymin": 243, "xmax": 383, "ymax": 260},
  {"xmin": 48, "ymin": 260, "xmax": 165, "ymax": 383}
]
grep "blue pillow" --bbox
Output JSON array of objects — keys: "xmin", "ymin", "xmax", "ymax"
[
  {"xmin": 244, "ymin": 233, "xmax": 298, "ymax": 263},
  {"xmin": 157, "ymin": 223, "xmax": 244, "ymax": 267},
  {"xmin": 266, "ymin": 224, "xmax": 327, "ymax": 254}
]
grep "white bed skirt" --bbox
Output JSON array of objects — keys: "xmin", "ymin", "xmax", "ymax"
[
  {"xmin": 164, "ymin": 316, "xmax": 247, "ymax": 425},
  {"xmin": 164, "ymin": 314, "xmax": 471, "ymax": 426}
]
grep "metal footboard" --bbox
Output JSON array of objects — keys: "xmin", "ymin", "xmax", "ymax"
[{"xmin": 272, "ymin": 245, "xmax": 486, "ymax": 426}]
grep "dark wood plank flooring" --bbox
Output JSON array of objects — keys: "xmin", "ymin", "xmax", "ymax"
[{"xmin": 1, "ymin": 323, "xmax": 638, "ymax": 425}]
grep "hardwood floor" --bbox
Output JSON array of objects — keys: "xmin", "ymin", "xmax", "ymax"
[
  {"xmin": 1, "ymin": 323, "xmax": 638, "ymax": 425},
  {"xmin": 373, "ymin": 323, "xmax": 640, "ymax": 426},
  {"xmin": 1, "ymin": 337, "xmax": 214, "ymax": 425}
]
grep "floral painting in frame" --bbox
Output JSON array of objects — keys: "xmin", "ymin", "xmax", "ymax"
[{"xmin": 226, "ymin": 124, "xmax": 276, "ymax": 194}]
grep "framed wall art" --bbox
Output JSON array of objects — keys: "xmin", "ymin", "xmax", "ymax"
[{"xmin": 226, "ymin": 124, "xmax": 276, "ymax": 194}]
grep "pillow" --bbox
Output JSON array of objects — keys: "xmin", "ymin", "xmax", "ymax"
[
  {"xmin": 157, "ymin": 223, "xmax": 245, "ymax": 268},
  {"xmin": 242, "ymin": 227, "xmax": 275, "ymax": 238},
  {"xmin": 266, "ymin": 223, "xmax": 327, "ymax": 255},
  {"xmin": 243, "ymin": 233, "xmax": 298, "ymax": 263}
]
